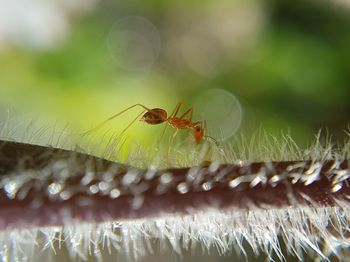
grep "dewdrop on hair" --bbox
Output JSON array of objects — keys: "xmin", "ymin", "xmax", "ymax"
[{"xmin": 0, "ymin": 119, "xmax": 350, "ymax": 261}]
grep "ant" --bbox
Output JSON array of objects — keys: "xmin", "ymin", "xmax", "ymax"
[{"xmin": 84, "ymin": 102, "xmax": 217, "ymax": 144}]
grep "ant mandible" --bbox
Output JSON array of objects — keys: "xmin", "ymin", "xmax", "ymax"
[{"xmin": 85, "ymin": 102, "xmax": 216, "ymax": 144}]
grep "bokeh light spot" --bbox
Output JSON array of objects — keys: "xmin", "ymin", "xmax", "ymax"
[
  {"xmin": 193, "ymin": 89, "xmax": 242, "ymax": 141},
  {"xmin": 107, "ymin": 16, "xmax": 161, "ymax": 71}
]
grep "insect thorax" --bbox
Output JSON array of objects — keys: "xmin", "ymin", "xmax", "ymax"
[{"xmin": 168, "ymin": 118, "xmax": 191, "ymax": 129}]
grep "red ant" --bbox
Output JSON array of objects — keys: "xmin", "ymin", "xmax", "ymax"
[{"xmin": 84, "ymin": 102, "xmax": 216, "ymax": 144}]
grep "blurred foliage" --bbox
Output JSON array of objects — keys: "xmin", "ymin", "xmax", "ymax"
[{"xmin": 0, "ymin": 0, "xmax": 349, "ymax": 148}]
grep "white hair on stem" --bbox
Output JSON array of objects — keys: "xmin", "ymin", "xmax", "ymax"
[{"xmin": 0, "ymin": 118, "xmax": 349, "ymax": 262}]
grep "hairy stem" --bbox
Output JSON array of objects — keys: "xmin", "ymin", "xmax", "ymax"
[{"xmin": 0, "ymin": 139, "xmax": 349, "ymax": 230}]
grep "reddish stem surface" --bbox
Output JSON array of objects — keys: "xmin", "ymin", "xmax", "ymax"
[{"xmin": 0, "ymin": 140, "xmax": 349, "ymax": 229}]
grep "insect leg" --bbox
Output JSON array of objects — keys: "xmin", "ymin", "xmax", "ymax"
[
  {"xmin": 159, "ymin": 102, "xmax": 182, "ymax": 144},
  {"xmin": 172, "ymin": 128, "xmax": 179, "ymax": 139},
  {"xmin": 82, "ymin": 104, "xmax": 152, "ymax": 136},
  {"xmin": 119, "ymin": 110, "xmax": 146, "ymax": 137},
  {"xmin": 167, "ymin": 128, "xmax": 179, "ymax": 147},
  {"xmin": 106, "ymin": 104, "xmax": 152, "ymax": 122},
  {"xmin": 179, "ymin": 107, "xmax": 193, "ymax": 121},
  {"xmin": 159, "ymin": 123, "xmax": 168, "ymax": 144},
  {"xmin": 203, "ymin": 120, "xmax": 218, "ymax": 145},
  {"xmin": 172, "ymin": 102, "xmax": 183, "ymax": 118}
]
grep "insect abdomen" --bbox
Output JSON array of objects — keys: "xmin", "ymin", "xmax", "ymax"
[{"xmin": 142, "ymin": 108, "xmax": 167, "ymax": 125}]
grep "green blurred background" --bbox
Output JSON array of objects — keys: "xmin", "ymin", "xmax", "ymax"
[
  {"xmin": 0, "ymin": 0, "xmax": 349, "ymax": 149},
  {"xmin": 0, "ymin": 1, "xmax": 349, "ymax": 261}
]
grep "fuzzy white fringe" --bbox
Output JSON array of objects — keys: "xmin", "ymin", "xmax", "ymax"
[
  {"xmin": 1, "ymin": 204, "xmax": 350, "ymax": 262},
  {"xmin": 0, "ymin": 120, "xmax": 349, "ymax": 261}
]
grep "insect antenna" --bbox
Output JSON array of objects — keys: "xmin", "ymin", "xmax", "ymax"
[
  {"xmin": 203, "ymin": 120, "xmax": 218, "ymax": 145},
  {"xmin": 204, "ymin": 135, "xmax": 219, "ymax": 145}
]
